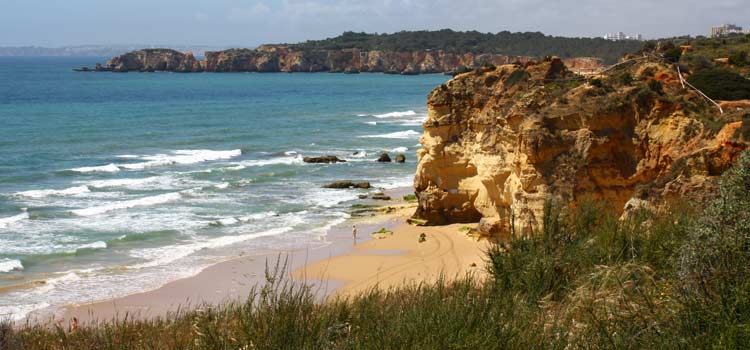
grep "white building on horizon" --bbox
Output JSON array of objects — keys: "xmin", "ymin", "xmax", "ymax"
[
  {"xmin": 710, "ymin": 24, "xmax": 745, "ymax": 37},
  {"xmin": 604, "ymin": 32, "xmax": 643, "ymax": 41}
]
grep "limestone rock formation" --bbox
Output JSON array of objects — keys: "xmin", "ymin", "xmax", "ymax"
[
  {"xmin": 413, "ymin": 57, "xmax": 749, "ymax": 237},
  {"xmin": 93, "ymin": 47, "xmax": 603, "ymax": 75}
]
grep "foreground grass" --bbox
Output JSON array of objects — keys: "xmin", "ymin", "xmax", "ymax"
[{"xmin": 5, "ymin": 153, "xmax": 750, "ymax": 349}]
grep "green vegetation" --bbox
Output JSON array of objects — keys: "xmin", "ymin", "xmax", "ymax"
[
  {"xmin": 5, "ymin": 152, "xmax": 750, "ymax": 349},
  {"xmin": 287, "ymin": 30, "xmax": 643, "ymax": 64},
  {"xmin": 402, "ymin": 194, "xmax": 417, "ymax": 202},
  {"xmin": 372, "ymin": 227, "xmax": 393, "ymax": 235},
  {"xmin": 687, "ymin": 68, "xmax": 750, "ymax": 100}
]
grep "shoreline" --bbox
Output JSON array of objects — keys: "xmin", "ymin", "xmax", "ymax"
[
  {"xmin": 36, "ymin": 187, "xmax": 407, "ymax": 324},
  {"xmin": 24, "ymin": 186, "xmax": 488, "ymax": 327}
]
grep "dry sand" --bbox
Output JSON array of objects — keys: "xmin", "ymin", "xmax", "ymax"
[
  {"xmin": 51, "ymin": 196, "xmax": 487, "ymax": 326},
  {"xmin": 293, "ymin": 205, "xmax": 488, "ymax": 297}
]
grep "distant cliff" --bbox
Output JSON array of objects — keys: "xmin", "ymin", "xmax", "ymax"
[
  {"xmin": 413, "ymin": 57, "xmax": 749, "ymax": 236},
  {"xmin": 87, "ymin": 48, "xmax": 603, "ymax": 75}
]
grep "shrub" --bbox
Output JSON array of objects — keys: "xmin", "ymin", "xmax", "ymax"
[
  {"xmin": 664, "ymin": 47, "xmax": 683, "ymax": 63},
  {"xmin": 503, "ymin": 69, "xmax": 530, "ymax": 87},
  {"xmin": 728, "ymin": 50, "xmax": 748, "ymax": 66},
  {"xmin": 687, "ymin": 68, "xmax": 750, "ymax": 100}
]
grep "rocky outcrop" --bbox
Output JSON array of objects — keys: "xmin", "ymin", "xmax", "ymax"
[
  {"xmin": 303, "ymin": 155, "xmax": 346, "ymax": 164},
  {"xmin": 89, "ymin": 47, "xmax": 604, "ymax": 75},
  {"xmin": 395, "ymin": 154, "xmax": 406, "ymax": 163},
  {"xmin": 323, "ymin": 181, "xmax": 372, "ymax": 189},
  {"xmin": 413, "ymin": 58, "xmax": 749, "ymax": 237},
  {"xmin": 377, "ymin": 153, "xmax": 392, "ymax": 162}
]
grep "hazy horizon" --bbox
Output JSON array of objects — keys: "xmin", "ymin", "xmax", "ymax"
[{"xmin": 2, "ymin": 0, "xmax": 748, "ymax": 47}]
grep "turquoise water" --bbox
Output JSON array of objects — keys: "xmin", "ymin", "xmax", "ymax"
[{"xmin": 0, "ymin": 57, "xmax": 447, "ymax": 319}]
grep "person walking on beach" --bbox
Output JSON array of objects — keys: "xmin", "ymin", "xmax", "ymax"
[{"xmin": 352, "ymin": 225, "xmax": 358, "ymax": 244}]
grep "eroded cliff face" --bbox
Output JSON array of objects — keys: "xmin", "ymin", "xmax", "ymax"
[
  {"xmin": 101, "ymin": 47, "xmax": 602, "ymax": 74},
  {"xmin": 413, "ymin": 58, "xmax": 749, "ymax": 237}
]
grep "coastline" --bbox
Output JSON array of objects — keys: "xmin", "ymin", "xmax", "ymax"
[{"xmin": 33, "ymin": 186, "xmax": 487, "ymax": 326}]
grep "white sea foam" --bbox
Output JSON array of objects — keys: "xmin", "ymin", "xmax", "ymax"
[
  {"xmin": 16, "ymin": 185, "xmax": 91, "ymax": 199},
  {"xmin": 0, "ymin": 302, "xmax": 50, "ymax": 322},
  {"xmin": 116, "ymin": 154, "xmax": 140, "ymax": 159},
  {"xmin": 359, "ymin": 130, "xmax": 421, "ymax": 139},
  {"xmin": 86, "ymin": 177, "xmax": 162, "ymax": 189},
  {"xmin": 0, "ymin": 259, "xmax": 23, "ymax": 273},
  {"xmin": 373, "ymin": 110, "xmax": 417, "ymax": 118},
  {"xmin": 129, "ymin": 226, "xmax": 293, "ymax": 269},
  {"xmin": 77, "ymin": 241, "xmax": 107, "ymax": 250},
  {"xmin": 365, "ymin": 121, "xmax": 377, "ymax": 125},
  {"xmin": 228, "ymin": 155, "xmax": 304, "ymax": 170},
  {"xmin": 120, "ymin": 149, "xmax": 242, "ymax": 170},
  {"xmin": 391, "ymin": 147, "xmax": 409, "ymax": 153},
  {"xmin": 214, "ymin": 182, "xmax": 230, "ymax": 190},
  {"xmin": 0, "ymin": 210, "xmax": 29, "ymax": 228},
  {"xmin": 34, "ymin": 272, "xmax": 82, "ymax": 294},
  {"xmin": 70, "ymin": 163, "xmax": 120, "ymax": 173},
  {"xmin": 211, "ymin": 211, "xmax": 277, "ymax": 226},
  {"xmin": 71, "ymin": 192, "xmax": 182, "ymax": 216}
]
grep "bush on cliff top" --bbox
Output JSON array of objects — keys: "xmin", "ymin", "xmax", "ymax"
[{"xmin": 687, "ymin": 68, "xmax": 750, "ymax": 100}]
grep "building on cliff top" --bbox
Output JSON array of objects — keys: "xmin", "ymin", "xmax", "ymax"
[
  {"xmin": 710, "ymin": 24, "xmax": 745, "ymax": 37},
  {"xmin": 603, "ymin": 32, "xmax": 643, "ymax": 41}
]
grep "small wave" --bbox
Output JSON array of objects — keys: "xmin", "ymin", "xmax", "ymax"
[
  {"xmin": 71, "ymin": 192, "xmax": 182, "ymax": 216},
  {"xmin": 0, "ymin": 210, "xmax": 29, "ymax": 228},
  {"xmin": 86, "ymin": 177, "xmax": 161, "ymax": 189},
  {"xmin": 0, "ymin": 259, "xmax": 23, "ymax": 273},
  {"xmin": 213, "ymin": 182, "xmax": 230, "ymax": 190},
  {"xmin": 68, "ymin": 149, "xmax": 242, "ymax": 173},
  {"xmin": 33, "ymin": 272, "xmax": 83, "ymax": 295},
  {"xmin": 70, "ymin": 163, "xmax": 120, "ymax": 173},
  {"xmin": 359, "ymin": 130, "xmax": 421, "ymax": 139},
  {"xmin": 77, "ymin": 241, "xmax": 107, "ymax": 251},
  {"xmin": 0, "ymin": 302, "xmax": 50, "ymax": 322},
  {"xmin": 228, "ymin": 155, "xmax": 304, "ymax": 170},
  {"xmin": 210, "ymin": 211, "xmax": 277, "ymax": 227},
  {"xmin": 365, "ymin": 121, "xmax": 377, "ymax": 125},
  {"xmin": 120, "ymin": 149, "xmax": 242, "ymax": 170},
  {"xmin": 373, "ymin": 110, "xmax": 417, "ymax": 118},
  {"xmin": 15, "ymin": 185, "xmax": 90, "ymax": 199},
  {"xmin": 129, "ymin": 226, "xmax": 292, "ymax": 269},
  {"xmin": 391, "ymin": 147, "xmax": 409, "ymax": 153}
]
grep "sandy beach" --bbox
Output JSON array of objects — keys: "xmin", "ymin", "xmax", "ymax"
[{"xmin": 51, "ymin": 190, "xmax": 487, "ymax": 326}]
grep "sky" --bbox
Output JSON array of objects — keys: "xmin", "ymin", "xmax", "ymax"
[{"xmin": 1, "ymin": 0, "xmax": 749, "ymax": 47}]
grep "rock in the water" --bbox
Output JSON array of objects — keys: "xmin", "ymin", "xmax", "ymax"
[
  {"xmin": 371, "ymin": 192, "xmax": 391, "ymax": 200},
  {"xmin": 343, "ymin": 66, "xmax": 360, "ymax": 74},
  {"xmin": 303, "ymin": 155, "xmax": 346, "ymax": 164},
  {"xmin": 395, "ymin": 154, "xmax": 406, "ymax": 163},
  {"xmin": 377, "ymin": 153, "xmax": 392, "ymax": 162},
  {"xmin": 322, "ymin": 181, "xmax": 371, "ymax": 189}
]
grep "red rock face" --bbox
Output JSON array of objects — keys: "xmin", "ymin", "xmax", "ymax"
[
  {"xmin": 105, "ymin": 47, "xmax": 598, "ymax": 74},
  {"xmin": 413, "ymin": 59, "xmax": 749, "ymax": 237}
]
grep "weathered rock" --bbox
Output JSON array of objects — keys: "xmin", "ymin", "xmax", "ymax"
[
  {"xmin": 377, "ymin": 153, "xmax": 392, "ymax": 162},
  {"xmin": 372, "ymin": 194, "xmax": 392, "ymax": 200},
  {"xmin": 91, "ymin": 47, "xmax": 576, "ymax": 75},
  {"xmin": 343, "ymin": 66, "xmax": 360, "ymax": 74},
  {"xmin": 395, "ymin": 154, "xmax": 406, "ymax": 163},
  {"xmin": 303, "ymin": 155, "xmax": 346, "ymax": 164},
  {"xmin": 322, "ymin": 181, "xmax": 372, "ymax": 189},
  {"xmin": 413, "ymin": 58, "xmax": 748, "ymax": 236}
]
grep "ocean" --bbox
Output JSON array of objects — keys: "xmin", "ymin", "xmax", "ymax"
[{"xmin": 0, "ymin": 57, "xmax": 447, "ymax": 320}]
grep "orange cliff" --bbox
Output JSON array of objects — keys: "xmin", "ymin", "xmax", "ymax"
[{"xmin": 412, "ymin": 58, "xmax": 750, "ymax": 236}]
